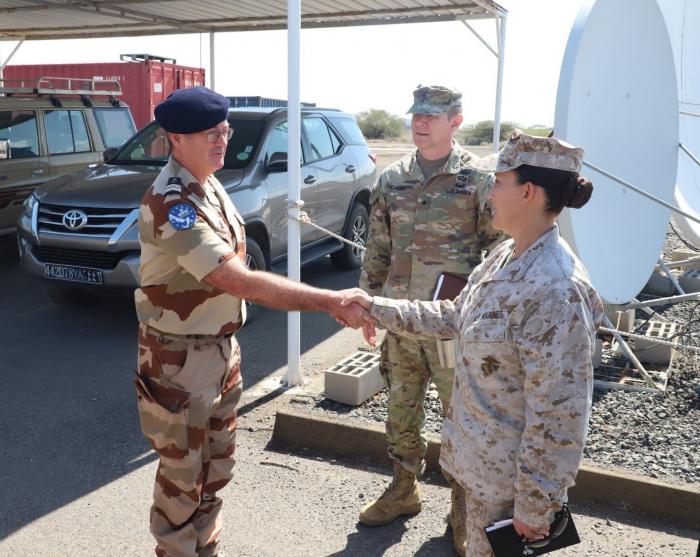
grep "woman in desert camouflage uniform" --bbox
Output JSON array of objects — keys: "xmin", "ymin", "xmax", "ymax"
[{"xmin": 344, "ymin": 130, "xmax": 603, "ymax": 557}]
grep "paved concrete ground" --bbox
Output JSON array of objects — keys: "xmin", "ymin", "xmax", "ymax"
[
  {"xmin": 1, "ymin": 397, "xmax": 698, "ymax": 556},
  {"xmin": 0, "ymin": 234, "xmax": 364, "ymax": 554}
]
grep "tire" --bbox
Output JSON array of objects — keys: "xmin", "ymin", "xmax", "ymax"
[
  {"xmin": 245, "ymin": 237, "xmax": 266, "ymax": 272},
  {"xmin": 244, "ymin": 237, "xmax": 266, "ymax": 321},
  {"xmin": 44, "ymin": 284, "xmax": 86, "ymax": 308},
  {"xmin": 331, "ymin": 203, "xmax": 369, "ymax": 270}
]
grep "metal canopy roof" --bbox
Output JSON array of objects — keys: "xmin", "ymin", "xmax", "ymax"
[{"xmin": 0, "ymin": 1, "xmax": 506, "ymax": 40}]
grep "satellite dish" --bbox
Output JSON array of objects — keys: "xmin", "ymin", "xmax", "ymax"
[
  {"xmin": 555, "ymin": 0, "xmax": 679, "ymax": 304},
  {"xmin": 674, "ymin": 113, "xmax": 700, "ymax": 246},
  {"xmin": 658, "ymin": 0, "xmax": 700, "ymax": 246}
]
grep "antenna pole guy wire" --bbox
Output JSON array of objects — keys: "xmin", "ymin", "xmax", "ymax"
[
  {"xmin": 582, "ymin": 160, "xmax": 700, "ymax": 225},
  {"xmin": 680, "ymin": 142, "xmax": 700, "ymax": 168}
]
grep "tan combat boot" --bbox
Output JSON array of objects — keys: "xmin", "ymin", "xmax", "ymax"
[
  {"xmin": 449, "ymin": 481, "xmax": 467, "ymax": 556},
  {"xmin": 359, "ymin": 462, "xmax": 422, "ymax": 526}
]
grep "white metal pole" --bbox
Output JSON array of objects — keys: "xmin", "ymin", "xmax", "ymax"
[
  {"xmin": 209, "ymin": 31, "xmax": 215, "ymax": 91},
  {"xmin": 461, "ymin": 20, "xmax": 498, "ymax": 57},
  {"xmin": 284, "ymin": 0, "xmax": 304, "ymax": 386},
  {"xmin": 492, "ymin": 15, "xmax": 506, "ymax": 152},
  {"xmin": 602, "ymin": 316, "xmax": 656, "ymax": 390},
  {"xmin": 657, "ymin": 257, "xmax": 685, "ymax": 295},
  {"xmin": 0, "ymin": 40, "xmax": 25, "ymax": 83},
  {"xmin": 624, "ymin": 292, "xmax": 700, "ymax": 308}
]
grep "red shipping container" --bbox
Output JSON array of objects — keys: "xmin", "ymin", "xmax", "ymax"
[{"xmin": 4, "ymin": 58, "xmax": 205, "ymax": 129}]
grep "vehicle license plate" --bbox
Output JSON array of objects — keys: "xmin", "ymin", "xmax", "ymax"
[{"xmin": 44, "ymin": 264, "xmax": 103, "ymax": 285}]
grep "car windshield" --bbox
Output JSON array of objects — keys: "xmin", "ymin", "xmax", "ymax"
[
  {"xmin": 110, "ymin": 118, "xmax": 265, "ymax": 170},
  {"xmin": 93, "ymin": 107, "xmax": 137, "ymax": 149}
]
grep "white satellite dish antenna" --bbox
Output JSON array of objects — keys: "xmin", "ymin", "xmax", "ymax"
[
  {"xmin": 658, "ymin": 0, "xmax": 700, "ymax": 246},
  {"xmin": 675, "ymin": 114, "xmax": 700, "ymax": 246},
  {"xmin": 555, "ymin": 0, "xmax": 679, "ymax": 304}
]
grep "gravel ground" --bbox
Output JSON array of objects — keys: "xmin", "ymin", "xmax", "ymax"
[{"xmin": 308, "ymin": 227, "xmax": 700, "ymax": 487}]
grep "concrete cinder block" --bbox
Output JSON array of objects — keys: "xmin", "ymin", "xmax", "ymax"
[
  {"xmin": 633, "ymin": 320, "xmax": 678, "ymax": 365},
  {"xmin": 671, "ymin": 248, "xmax": 700, "ymax": 270},
  {"xmin": 324, "ymin": 351, "xmax": 385, "ymax": 406},
  {"xmin": 604, "ymin": 308, "xmax": 636, "ymax": 332},
  {"xmin": 679, "ymin": 269, "xmax": 700, "ymax": 293}
]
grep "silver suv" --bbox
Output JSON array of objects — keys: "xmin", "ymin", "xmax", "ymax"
[
  {"xmin": 16, "ymin": 107, "xmax": 376, "ymax": 306},
  {"xmin": 0, "ymin": 77, "xmax": 136, "ymax": 235}
]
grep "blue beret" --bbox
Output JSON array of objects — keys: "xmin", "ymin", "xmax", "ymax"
[{"xmin": 154, "ymin": 86, "xmax": 229, "ymax": 134}]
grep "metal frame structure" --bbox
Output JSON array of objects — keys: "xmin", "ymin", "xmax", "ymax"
[
  {"xmin": 0, "ymin": 2, "xmax": 506, "ymax": 39},
  {"xmin": 0, "ymin": 0, "xmax": 508, "ymax": 386}
]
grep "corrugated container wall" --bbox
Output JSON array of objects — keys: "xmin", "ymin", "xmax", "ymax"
[
  {"xmin": 228, "ymin": 96, "xmax": 316, "ymax": 108},
  {"xmin": 3, "ymin": 61, "xmax": 205, "ymax": 129}
]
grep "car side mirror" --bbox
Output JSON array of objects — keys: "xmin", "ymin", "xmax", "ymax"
[
  {"xmin": 0, "ymin": 140, "xmax": 9, "ymax": 160},
  {"xmin": 266, "ymin": 151, "xmax": 288, "ymax": 172},
  {"xmin": 103, "ymin": 147, "xmax": 118, "ymax": 163}
]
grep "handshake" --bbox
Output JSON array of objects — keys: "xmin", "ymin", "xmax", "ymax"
[{"xmin": 325, "ymin": 288, "xmax": 377, "ymax": 346}]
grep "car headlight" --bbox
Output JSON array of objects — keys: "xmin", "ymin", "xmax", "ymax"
[{"xmin": 22, "ymin": 193, "xmax": 37, "ymax": 218}]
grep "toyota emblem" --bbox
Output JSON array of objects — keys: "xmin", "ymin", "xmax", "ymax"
[{"xmin": 62, "ymin": 209, "xmax": 88, "ymax": 230}]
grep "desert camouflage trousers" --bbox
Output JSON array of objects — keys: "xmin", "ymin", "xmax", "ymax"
[
  {"xmin": 380, "ymin": 332, "xmax": 454, "ymax": 474},
  {"xmin": 461, "ymin": 489, "xmax": 513, "ymax": 557},
  {"xmin": 135, "ymin": 324, "xmax": 242, "ymax": 557}
]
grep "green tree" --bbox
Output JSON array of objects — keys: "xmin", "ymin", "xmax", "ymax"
[
  {"xmin": 356, "ymin": 109, "xmax": 404, "ymax": 140},
  {"xmin": 459, "ymin": 120, "xmax": 519, "ymax": 146}
]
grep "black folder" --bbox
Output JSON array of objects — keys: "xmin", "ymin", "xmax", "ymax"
[
  {"xmin": 433, "ymin": 272, "xmax": 468, "ymax": 302},
  {"xmin": 484, "ymin": 505, "xmax": 580, "ymax": 556}
]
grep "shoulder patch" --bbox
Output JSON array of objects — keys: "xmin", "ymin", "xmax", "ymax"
[
  {"xmin": 168, "ymin": 203, "xmax": 197, "ymax": 230},
  {"xmin": 164, "ymin": 176, "xmax": 183, "ymax": 194},
  {"xmin": 456, "ymin": 167, "xmax": 472, "ymax": 182}
]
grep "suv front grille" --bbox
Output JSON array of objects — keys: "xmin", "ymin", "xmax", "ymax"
[
  {"xmin": 38, "ymin": 203, "xmax": 133, "ymax": 237},
  {"xmin": 33, "ymin": 245, "xmax": 133, "ymax": 270}
]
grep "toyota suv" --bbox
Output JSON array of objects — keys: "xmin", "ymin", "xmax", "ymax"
[
  {"xmin": 0, "ymin": 77, "xmax": 136, "ymax": 236},
  {"xmin": 16, "ymin": 107, "xmax": 376, "ymax": 306}
]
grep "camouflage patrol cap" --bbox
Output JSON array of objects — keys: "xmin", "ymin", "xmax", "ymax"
[
  {"xmin": 407, "ymin": 85, "xmax": 462, "ymax": 115},
  {"xmin": 491, "ymin": 129, "xmax": 585, "ymax": 173}
]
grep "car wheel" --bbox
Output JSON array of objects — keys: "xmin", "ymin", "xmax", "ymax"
[
  {"xmin": 44, "ymin": 284, "xmax": 85, "ymax": 308},
  {"xmin": 244, "ymin": 237, "xmax": 266, "ymax": 321},
  {"xmin": 330, "ymin": 203, "xmax": 368, "ymax": 270}
]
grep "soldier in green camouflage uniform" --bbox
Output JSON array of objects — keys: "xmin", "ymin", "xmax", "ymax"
[
  {"xmin": 358, "ymin": 85, "xmax": 503, "ymax": 554},
  {"xmin": 135, "ymin": 86, "xmax": 369, "ymax": 557}
]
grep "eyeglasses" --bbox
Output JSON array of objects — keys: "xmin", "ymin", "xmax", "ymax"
[
  {"xmin": 200, "ymin": 128, "xmax": 233, "ymax": 143},
  {"xmin": 524, "ymin": 505, "xmax": 570, "ymax": 550}
]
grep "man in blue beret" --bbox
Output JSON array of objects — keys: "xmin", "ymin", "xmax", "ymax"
[{"xmin": 134, "ymin": 86, "xmax": 372, "ymax": 557}]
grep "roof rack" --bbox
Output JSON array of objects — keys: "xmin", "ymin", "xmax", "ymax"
[
  {"xmin": 0, "ymin": 76, "xmax": 123, "ymax": 98},
  {"xmin": 120, "ymin": 53, "xmax": 176, "ymax": 64},
  {"xmin": 269, "ymin": 106, "xmax": 341, "ymax": 114}
]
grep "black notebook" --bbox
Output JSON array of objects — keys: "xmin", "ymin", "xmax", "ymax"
[
  {"xmin": 484, "ymin": 505, "xmax": 580, "ymax": 556},
  {"xmin": 433, "ymin": 272, "xmax": 468, "ymax": 302}
]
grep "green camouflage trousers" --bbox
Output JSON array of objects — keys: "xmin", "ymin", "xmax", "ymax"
[
  {"xmin": 135, "ymin": 324, "xmax": 242, "ymax": 557},
  {"xmin": 381, "ymin": 331, "xmax": 454, "ymax": 474}
]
